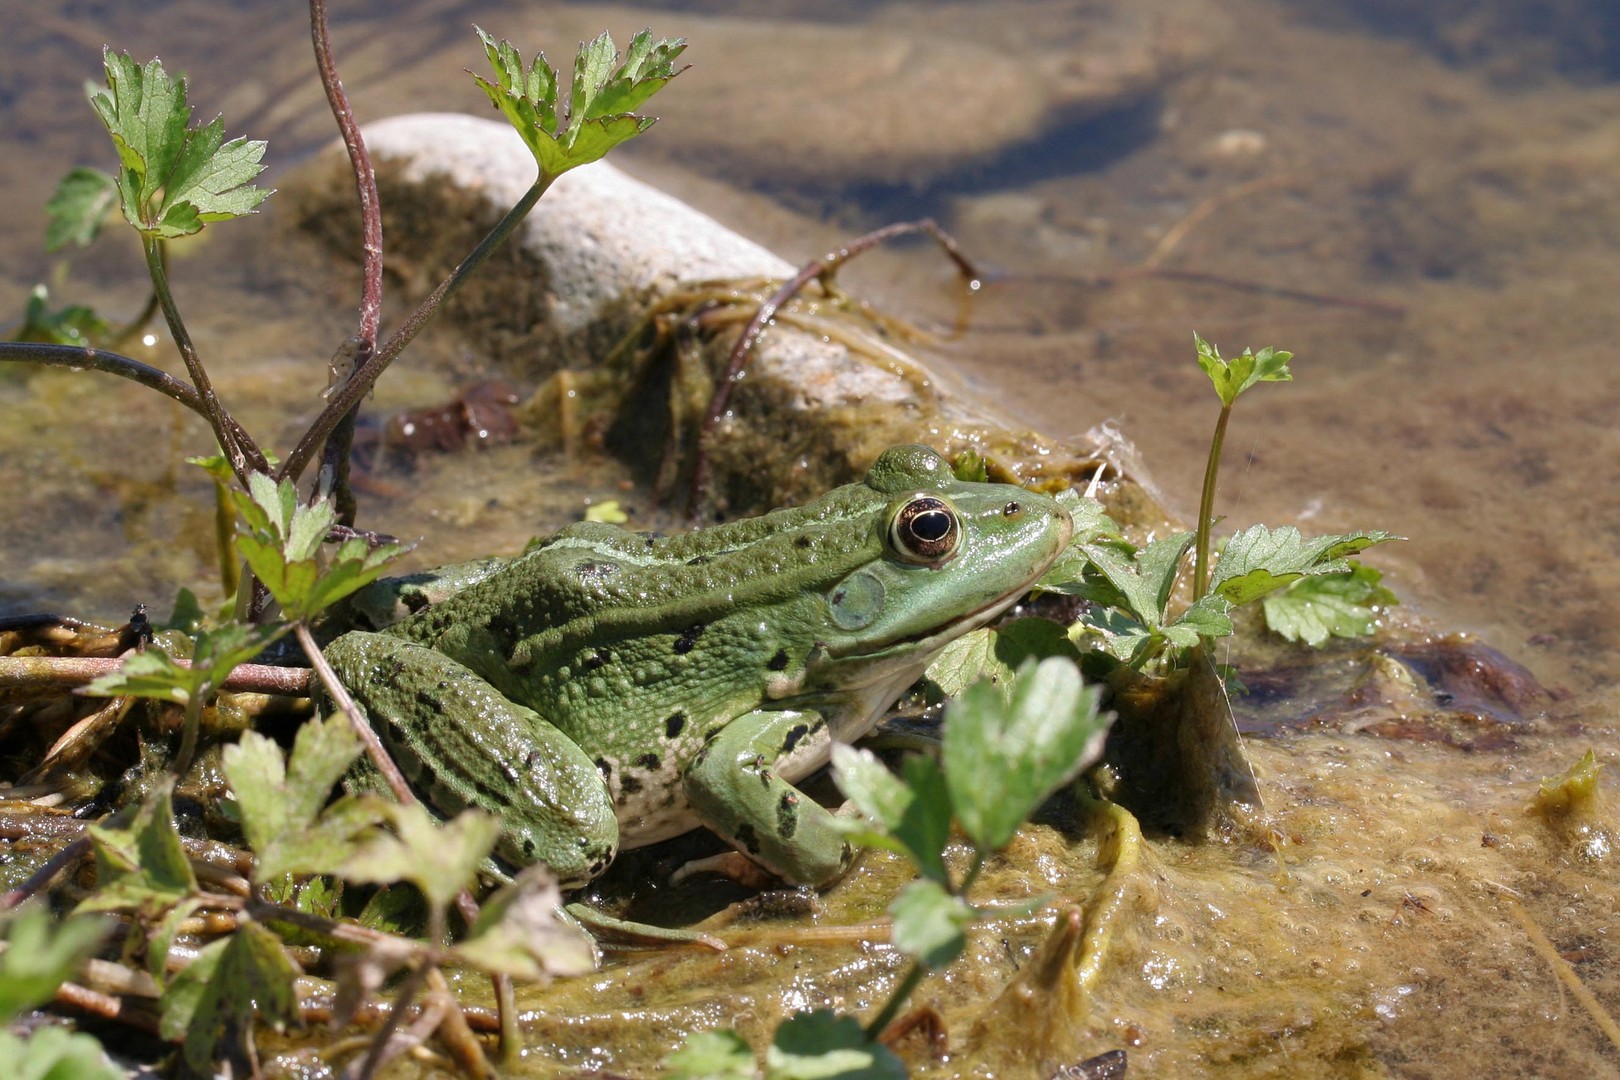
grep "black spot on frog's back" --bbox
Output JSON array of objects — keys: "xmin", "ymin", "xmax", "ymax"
[
  {"xmin": 767, "ymin": 649, "xmax": 790, "ymax": 671},
  {"xmin": 665, "ymin": 712, "xmax": 686, "ymax": 739},
  {"xmin": 674, "ymin": 624, "xmax": 705, "ymax": 654}
]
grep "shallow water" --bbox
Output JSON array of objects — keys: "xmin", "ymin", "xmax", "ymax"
[{"xmin": 3, "ymin": 1, "xmax": 1619, "ymax": 1075}]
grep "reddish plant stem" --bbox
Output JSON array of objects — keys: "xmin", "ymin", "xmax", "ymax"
[
  {"xmin": 686, "ymin": 218, "xmax": 980, "ymax": 514},
  {"xmin": 309, "ymin": 0, "xmax": 383, "ymax": 526}
]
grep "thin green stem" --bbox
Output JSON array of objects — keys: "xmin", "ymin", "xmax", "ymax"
[
  {"xmin": 863, "ymin": 961, "xmax": 927, "ymax": 1041},
  {"xmin": 1192, "ymin": 403, "xmax": 1232, "ymax": 602},
  {"xmin": 279, "ymin": 175, "xmax": 555, "ymax": 485},
  {"xmin": 142, "ymin": 236, "xmax": 266, "ymax": 485}
]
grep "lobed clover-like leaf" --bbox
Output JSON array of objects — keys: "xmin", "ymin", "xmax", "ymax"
[
  {"xmin": 89, "ymin": 49, "xmax": 269, "ymax": 239},
  {"xmin": 888, "ymin": 878, "xmax": 973, "ymax": 969},
  {"xmin": 222, "ymin": 716, "xmax": 386, "ymax": 883},
  {"xmin": 943, "ymin": 657, "xmax": 1111, "ymax": 853},
  {"xmin": 470, "ymin": 27, "xmax": 685, "ymax": 179},
  {"xmin": 44, "ymin": 167, "xmax": 120, "ymax": 251},
  {"xmin": 831, "ymin": 745, "xmax": 952, "ymax": 884},
  {"xmin": 159, "ymin": 921, "xmax": 298, "ymax": 1074},
  {"xmin": 0, "ymin": 907, "xmax": 109, "ymax": 1024},
  {"xmin": 766, "ymin": 1010, "xmax": 906, "ymax": 1080},
  {"xmin": 340, "ymin": 802, "xmax": 501, "ymax": 911},
  {"xmin": 455, "ymin": 866, "xmax": 597, "ymax": 980},
  {"xmin": 1194, "ymin": 333, "xmax": 1293, "ymax": 408},
  {"xmin": 231, "ymin": 473, "xmax": 410, "ymax": 622},
  {"xmin": 1209, "ymin": 525, "xmax": 1397, "ymax": 607},
  {"xmin": 925, "ymin": 618, "xmax": 1080, "ymax": 702},
  {"xmin": 82, "ymin": 621, "xmax": 281, "ymax": 706},
  {"xmin": 1263, "ymin": 562, "xmax": 1398, "ymax": 646},
  {"xmin": 79, "ymin": 780, "xmax": 197, "ymax": 918}
]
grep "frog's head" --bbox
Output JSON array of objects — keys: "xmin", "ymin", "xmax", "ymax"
[{"xmin": 808, "ymin": 445, "xmax": 1073, "ymax": 676}]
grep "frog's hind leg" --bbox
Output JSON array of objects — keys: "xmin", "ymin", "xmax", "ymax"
[
  {"xmin": 321, "ymin": 631, "xmax": 619, "ymax": 888},
  {"xmin": 682, "ymin": 707, "xmax": 853, "ymax": 888}
]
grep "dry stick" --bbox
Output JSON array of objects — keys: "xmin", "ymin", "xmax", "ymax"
[
  {"xmin": 0, "ymin": 837, "xmax": 90, "ymax": 912},
  {"xmin": 0, "ymin": 654, "xmax": 311, "ymax": 696},
  {"xmin": 295, "ymin": 623, "xmax": 412, "ymax": 804},
  {"xmin": 54, "ymin": 979, "xmax": 162, "ymax": 1033},
  {"xmin": 309, "ymin": 0, "xmax": 383, "ymax": 527},
  {"xmin": 685, "ymin": 219, "xmax": 981, "ymax": 514}
]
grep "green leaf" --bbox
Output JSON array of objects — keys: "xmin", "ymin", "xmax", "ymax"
[
  {"xmin": 951, "ymin": 449, "xmax": 988, "ymax": 483},
  {"xmin": 1166, "ymin": 594, "xmax": 1235, "ymax": 642},
  {"xmin": 454, "ymin": 866, "xmax": 597, "ymax": 979},
  {"xmin": 222, "ymin": 716, "xmax": 383, "ymax": 883},
  {"xmin": 78, "ymin": 779, "xmax": 198, "ymax": 917},
  {"xmin": 44, "ymin": 167, "xmax": 121, "ymax": 251},
  {"xmin": 0, "ymin": 1027, "xmax": 121, "ymax": 1080},
  {"xmin": 89, "ymin": 50, "xmax": 269, "ymax": 238},
  {"xmin": 1076, "ymin": 531, "xmax": 1194, "ymax": 631},
  {"xmin": 1034, "ymin": 493, "xmax": 1123, "ymax": 595},
  {"xmin": 83, "ymin": 622, "xmax": 280, "ymax": 704},
  {"xmin": 1262, "ymin": 562, "xmax": 1398, "ymax": 646},
  {"xmin": 765, "ymin": 1011, "xmax": 906, "ymax": 1080},
  {"xmin": 231, "ymin": 473, "xmax": 410, "ymax": 622},
  {"xmin": 583, "ymin": 499, "xmax": 628, "ymax": 524},
  {"xmin": 830, "ymin": 746, "xmax": 952, "ymax": 883},
  {"xmin": 943, "ymin": 658, "xmax": 1111, "ymax": 853},
  {"xmin": 470, "ymin": 27, "xmax": 685, "ymax": 179},
  {"xmin": 1209, "ymin": 525, "xmax": 1397, "ymax": 607},
  {"xmin": 0, "ymin": 907, "xmax": 109, "ymax": 1023},
  {"xmin": 665, "ymin": 1029, "xmax": 758, "ymax": 1080},
  {"xmin": 888, "ymin": 878, "xmax": 973, "ymax": 968},
  {"xmin": 341, "ymin": 802, "xmax": 500, "ymax": 911},
  {"xmin": 1194, "ymin": 334, "xmax": 1293, "ymax": 408},
  {"xmin": 10, "ymin": 284, "xmax": 112, "ymax": 347},
  {"xmin": 925, "ymin": 618, "xmax": 1080, "ymax": 701},
  {"xmin": 160, "ymin": 921, "xmax": 298, "ymax": 1073}
]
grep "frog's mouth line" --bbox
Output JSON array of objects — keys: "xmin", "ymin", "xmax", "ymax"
[{"xmin": 823, "ymin": 556, "xmax": 1059, "ymax": 670}]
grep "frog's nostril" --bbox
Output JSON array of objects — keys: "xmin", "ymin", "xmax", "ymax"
[{"xmin": 1003, "ymin": 501, "xmax": 1021, "ymax": 517}]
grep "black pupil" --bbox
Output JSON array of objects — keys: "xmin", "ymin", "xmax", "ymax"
[{"xmin": 910, "ymin": 508, "xmax": 952, "ymax": 543}]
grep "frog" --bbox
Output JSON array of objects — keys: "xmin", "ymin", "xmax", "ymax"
[{"xmin": 321, "ymin": 445, "xmax": 1074, "ymax": 889}]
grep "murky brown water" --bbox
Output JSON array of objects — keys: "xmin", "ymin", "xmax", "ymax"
[{"xmin": 4, "ymin": 1, "xmax": 1619, "ymax": 1076}]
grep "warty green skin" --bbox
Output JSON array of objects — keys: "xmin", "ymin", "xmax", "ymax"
[{"xmin": 322, "ymin": 445, "xmax": 1074, "ymax": 888}]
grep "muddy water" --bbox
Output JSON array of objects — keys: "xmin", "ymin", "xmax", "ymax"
[{"xmin": 3, "ymin": 1, "xmax": 1619, "ymax": 1076}]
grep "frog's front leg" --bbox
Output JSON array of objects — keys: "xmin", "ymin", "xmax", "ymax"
[
  {"xmin": 682, "ymin": 708, "xmax": 854, "ymax": 887},
  {"xmin": 322, "ymin": 631, "xmax": 618, "ymax": 887}
]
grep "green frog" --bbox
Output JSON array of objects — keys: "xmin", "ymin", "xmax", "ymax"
[{"xmin": 323, "ymin": 445, "xmax": 1073, "ymax": 888}]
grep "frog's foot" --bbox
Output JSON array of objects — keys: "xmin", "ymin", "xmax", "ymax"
[
  {"xmin": 670, "ymin": 850, "xmax": 781, "ymax": 890},
  {"xmin": 683, "ymin": 707, "xmax": 855, "ymax": 888}
]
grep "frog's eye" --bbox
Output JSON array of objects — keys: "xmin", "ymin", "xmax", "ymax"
[{"xmin": 891, "ymin": 495, "xmax": 961, "ymax": 565}]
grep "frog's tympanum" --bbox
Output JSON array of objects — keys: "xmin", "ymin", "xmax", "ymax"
[{"xmin": 324, "ymin": 446, "xmax": 1074, "ymax": 887}]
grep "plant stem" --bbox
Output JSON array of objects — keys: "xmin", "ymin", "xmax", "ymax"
[
  {"xmin": 0, "ymin": 342, "xmax": 258, "ymax": 452},
  {"xmin": 1191, "ymin": 402, "xmax": 1232, "ymax": 602},
  {"xmin": 279, "ymin": 176, "xmax": 554, "ymax": 485},
  {"xmin": 864, "ymin": 850, "xmax": 987, "ymax": 1042},
  {"xmin": 294, "ymin": 622, "xmax": 413, "ymax": 805},
  {"xmin": 309, "ymin": 0, "xmax": 383, "ymax": 526},
  {"xmin": 142, "ymin": 235, "xmax": 267, "ymax": 485},
  {"xmin": 863, "ymin": 961, "xmax": 927, "ymax": 1041}
]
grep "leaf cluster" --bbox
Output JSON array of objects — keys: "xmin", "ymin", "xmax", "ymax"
[
  {"xmin": 89, "ymin": 49, "xmax": 270, "ymax": 239},
  {"xmin": 472, "ymin": 27, "xmax": 686, "ymax": 179}
]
